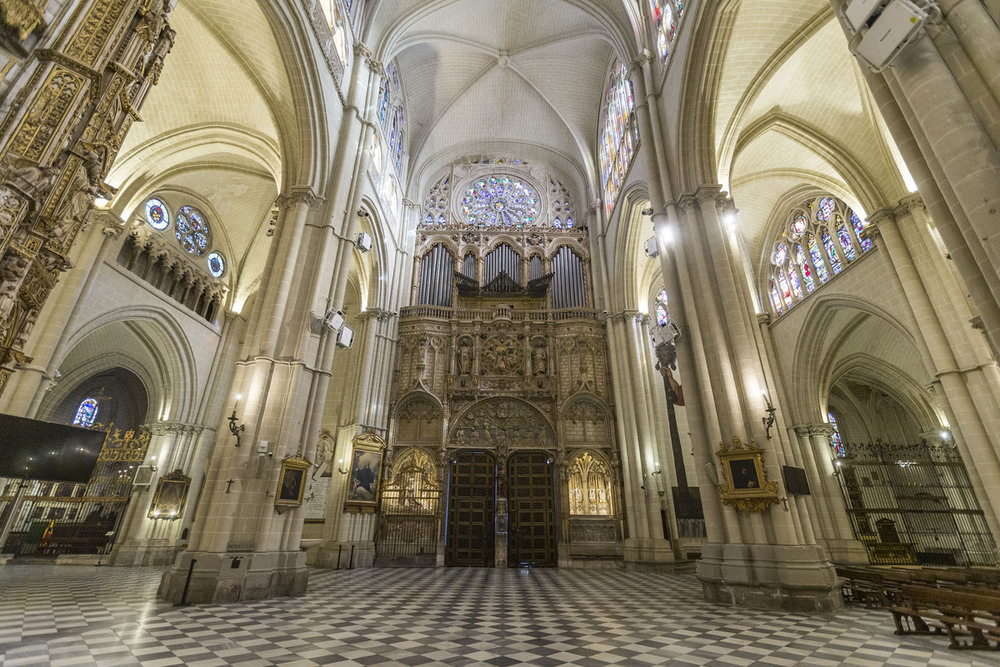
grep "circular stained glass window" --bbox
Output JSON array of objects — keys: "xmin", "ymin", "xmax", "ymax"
[
  {"xmin": 176, "ymin": 205, "xmax": 210, "ymax": 256},
  {"xmin": 460, "ymin": 176, "xmax": 539, "ymax": 228},
  {"xmin": 790, "ymin": 213, "xmax": 807, "ymax": 239},
  {"xmin": 145, "ymin": 198, "xmax": 169, "ymax": 230},
  {"xmin": 207, "ymin": 251, "xmax": 225, "ymax": 278}
]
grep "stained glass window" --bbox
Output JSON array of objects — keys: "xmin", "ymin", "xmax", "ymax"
[
  {"xmin": 790, "ymin": 213, "xmax": 807, "ymax": 239},
  {"xmin": 176, "ymin": 205, "xmax": 210, "ymax": 256},
  {"xmin": 649, "ymin": 0, "xmax": 682, "ymax": 61},
  {"xmin": 145, "ymin": 198, "xmax": 169, "ymax": 230},
  {"xmin": 851, "ymin": 211, "xmax": 872, "ymax": 252},
  {"xmin": 828, "ymin": 411, "xmax": 845, "ymax": 458},
  {"xmin": 461, "ymin": 176, "xmax": 539, "ymax": 228},
  {"xmin": 394, "ymin": 108, "xmax": 404, "ymax": 169},
  {"xmin": 654, "ymin": 289, "xmax": 669, "ymax": 325},
  {"xmin": 787, "ymin": 265, "xmax": 803, "ymax": 299},
  {"xmin": 73, "ymin": 398, "xmax": 98, "ymax": 427},
  {"xmin": 806, "ymin": 234, "xmax": 829, "ymax": 283},
  {"xmin": 836, "ymin": 216, "xmax": 857, "ymax": 262},
  {"xmin": 817, "ymin": 197, "xmax": 834, "ymax": 222},
  {"xmin": 777, "ymin": 269, "xmax": 792, "ymax": 307},
  {"xmin": 598, "ymin": 63, "xmax": 637, "ymax": 217},
  {"xmin": 207, "ymin": 251, "xmax": 225, "ymax": 278},
  {"xmin": 821, "ymin": 228, "xmax": 843, "ymax": 274},
  {"xmin": 769, "ymin": 281, "xmax": 783, "ymax": 315},
  {"xmin": 378, "ymin": 80, "xmax": 389, "ymax": 127},
  {"xmin": 773, "ymin": 242, "xmax": 788, "ymax": 265},
  {"xmin": 795, "ymin": 244, "xmax": 815, "ymax": 293}
]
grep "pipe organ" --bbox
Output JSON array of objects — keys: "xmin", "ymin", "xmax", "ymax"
[{"xmin": 383, "ymin": 161, "xmax": 623, "ymax": 568}]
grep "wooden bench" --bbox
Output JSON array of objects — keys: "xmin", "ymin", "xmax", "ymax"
[
  {"xmin": 890, "ymin": 584, "xmax": 1000, "ymax": 650},
  {"xmin": 837, "ymin": 567, "xmax": 908, "ymax": 608}
]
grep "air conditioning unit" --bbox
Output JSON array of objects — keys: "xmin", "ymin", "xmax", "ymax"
[
  {"xmin": 644, "ymin": 236, "xmax": 660, "ymax": 258},
  {"xmin": 851, "ymin": 0, "xmax": 927, "ymax": 70},
  {"xmin": 336, "ymin": 324, "xmax": 354, "ymax": 348},
  {"xmin": 133, "ymin": 465, "xmax": 155, "ymax": 486},
  {"xmin": 356, "ymin": 231, "xmax": 373, "ymax": 253}
]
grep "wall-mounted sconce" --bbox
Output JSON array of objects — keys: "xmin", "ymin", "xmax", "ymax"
[
  {"xmin": 832, "ymin": 460, "xmax": 843, "ymax": 478},
  {"xmin": 337, "ymin": 458, "xmax": 350, "ymax": 475},
  {"xmin": 761, "ymin": 390, "xmax": 776, "ymax": 439},
  {"xmin": 229, "ymin": 394, "xmax": 245, "ymax": 447}
]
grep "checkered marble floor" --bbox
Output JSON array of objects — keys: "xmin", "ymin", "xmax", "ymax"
[{"xmin": 0, "ymin": 564, "xmax": 996, "ymax": 666}]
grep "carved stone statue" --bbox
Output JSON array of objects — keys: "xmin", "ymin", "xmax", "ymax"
[
  {"xmin": 532, "ymin": 344, "xmax": 547, "ymax": 375},
  {"xmin": 312, "ymin": 436, "xmax": 334, "ymax": 479},
  {"xmin": 457, "ymin": 340, "xmax": 472, "ymax": 375},
  {"xmin": 136, "ymin": 0, "xmax": 170, "ymax": 49},
  {"xmin": 0, "ymin": 254, "xmax": 30, "ymax": 323},
  {"xmin": 8, "ymin": 163, "xmax": 59, "ymax": 202}
]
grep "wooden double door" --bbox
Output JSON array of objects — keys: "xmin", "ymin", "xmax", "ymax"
[{"xmin": 445, "ymin": 451, "xmax": 556, "ymax": 567}]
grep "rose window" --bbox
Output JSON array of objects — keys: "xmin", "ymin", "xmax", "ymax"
[
  {"xmin": 176, "ymin": 205, "xmax": 210, "ymax": 256},
  {"xmin": 461, "ymin": 176, "xmax": 539, "ymax": 228}
]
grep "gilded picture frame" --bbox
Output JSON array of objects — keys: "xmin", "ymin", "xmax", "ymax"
[
  {"xmin": 147, "ymin": 470, "xmax": 191, "ymax": 520},
  {"xmin": 344, "ymin": 431, "xmax": 386, "ymax": 511},
  {"xmin": 274, "ymin": 455, "xmax": 312, "ymax": 513},
  {"xmin": 716, "ymin": 437, "xmax": 780, "ymax": 512}
]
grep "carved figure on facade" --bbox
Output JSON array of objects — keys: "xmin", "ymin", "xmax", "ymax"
[
  {"xmin": 531, "ymin": 342, "xmax": 547, "ymax": 376},
  {"xmin": 457, "ymin": 338, "xmax": 472, "ymax": 375},
  {"xmin": 450, "ymin": 398, "xmax": 551, "ymax": 450},
  {"xmin": 0, "ymin": 253, "xmax": 30, "ymax": 325},
  {"xmin": 5, "ymin": 163, "xmax": 59, "ymax": 205},
  {"xmin": 481, "ymin": 335, "xmax": 521, "ymax": 375}
]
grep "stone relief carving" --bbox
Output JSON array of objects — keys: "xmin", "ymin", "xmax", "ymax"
[
  {"xmin": 481, "ymin": 335, "xmax": 521, "ymax": 375},
  {"xmin": 449, "ymin": 399, "xmax": 552, "ymax": 450}
]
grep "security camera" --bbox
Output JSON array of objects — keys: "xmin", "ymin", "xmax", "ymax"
[
  {"xmin": 644, "ymin": 236, "xmax": 660, "ymax": 258},
  {"xmin": 356, "ymin": 231, "xmax": 373, "ymax": 253}
]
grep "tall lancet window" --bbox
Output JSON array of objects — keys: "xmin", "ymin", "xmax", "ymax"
[
  {"xmin": 73, "ymin": 398, "xmax": 99, "ymax": 428},
  {"xmin": 598, "ymin": 62, "xmax": 637, "ymax": 218}
]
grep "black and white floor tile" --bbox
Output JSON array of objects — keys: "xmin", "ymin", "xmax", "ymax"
[{"xmin": 0, "ymin": 564, "xmax": 996, "ymax": 666}]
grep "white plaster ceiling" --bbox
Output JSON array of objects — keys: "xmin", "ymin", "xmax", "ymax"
[{"xmin": 369, "ymin": 0, "xmax": 634, "ymax": 187}]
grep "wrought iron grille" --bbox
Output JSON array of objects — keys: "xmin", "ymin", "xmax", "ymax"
[
  {"xmin": 0, "ymin": 426, "xmax": 149, "ymax": 556},
  {"xmin": 835, "ymin": 439, "xmax": 996, "ymax": 566},
  {"xmin": 374, "ymin": 460, "xmax": 440, "ymax": 566}
]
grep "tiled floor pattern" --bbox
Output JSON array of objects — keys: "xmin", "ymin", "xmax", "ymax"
[{"xmin": 0, "ymin": 564, "xmax": 996, "ymax": 666}]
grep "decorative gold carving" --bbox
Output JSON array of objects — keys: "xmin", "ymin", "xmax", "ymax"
[
  {"xmin": 66, "ymin": 0, "xmax": 130, "ymax": 67},
  {"xmin": 7, "ymin": 68, "xmax": 86, "ymax": 161},
  {"xmin": 715, "ymin": 436, "xmax": 779, "ymax": 512},
  {"xmin": 567, "ymin": 451, "xmax": 613, "ymax": 516},
  {"xmin": 97, "ymin": 425, "xmax": 152, "ymax": 463},
  {"xmin": 0, "ymin": 0, "xmax": 46, "ymax": 40}
]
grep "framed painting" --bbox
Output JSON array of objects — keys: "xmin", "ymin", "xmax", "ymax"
[
  {"xmin": 344, "ymin": 431, "xmax": 386, "ymax": 510},
  {"xmin": 275, "ymin": 455, "xmax": 312, "ymax": 513},
  {"xmin": 147, "ymin": 470, "xmax": 191, "ymax": 520},
  {"xmin": 716, "ymin": 436, "xmax": 779, "ymax": 511}
]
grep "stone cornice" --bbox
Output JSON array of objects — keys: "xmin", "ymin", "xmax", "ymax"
[
  {"xmin": 794, "ymin": 423, "xmax": 835, "ymax": 438},
  {"xmin": 147, "ymin": 421, "xmax": 204, "ymax": 437}
]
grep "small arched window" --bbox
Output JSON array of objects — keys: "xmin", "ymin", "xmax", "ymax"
[
  {"xmin": 828, "ymin": 411, "xmax": 845, "ymax": 458},
  {"xmin": 654, "ymin": 289, "xmax": 669, "ymax": 326},
  {"xmin": 73, "ymin": 398, "xmax": 98, "ymax": 428},
  {"xmin": 767, "ymin": 195, "xmax": 872, "ymax": 316}
]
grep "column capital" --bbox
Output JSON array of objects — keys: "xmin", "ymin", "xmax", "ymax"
[
  {"xmin": 756, "ymin": 313, "xmax": 771, "ymax": 326},
  {"xmin": 627, "ymin": 49, "xmax": 653, "ymax": 77},
  {"xmin": 894, "ymin": 193, "xmax": 926, "ymax": 217},
  {"xmin": 276, "ymin": 188, "xmax": 325, "ymax": 211},
  {"xmin": 865, "ymin": 207, "xmax": 896, "ymax": 236},
  {"xmin": 794, "ymin": 423, "xmax": 835, "ymax": 438},
  {"xmin": 353, "ymin": 41, "xmax": 372, "ymax": 60}
]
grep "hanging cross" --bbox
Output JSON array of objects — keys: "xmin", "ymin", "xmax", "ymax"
[
  {"xmin": 226, "ymin": 479, "xmax": 235, "ymax": 494},
  {"xmin": 780, "ymin": 496, "xmax": 789, "ymax": 511}
]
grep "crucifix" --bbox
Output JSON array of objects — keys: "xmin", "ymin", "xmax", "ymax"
[{"xmin": 225, "ymin": 479, "xmax": 235, "ymax": 493}]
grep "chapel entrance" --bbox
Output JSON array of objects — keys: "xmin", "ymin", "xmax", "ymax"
[
  {"xmin": 445, "ymin": 451, "xmax": 496, "ymax": 566},
  {"xmin": 507, "ymin": 451, "xmax": 557, "ymax": 567}
]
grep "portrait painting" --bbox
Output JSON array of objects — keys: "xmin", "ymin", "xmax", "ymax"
[
  {"xmin": 729, "ymin": 459, "xmax": 760, "ymax": 489},
  {"xmin": 275, "ymin": 455, "xmax": 312, "ymax": 510},
  {"xmin": 347, "ymin": 450, "xmax": 382, "ymax": 503},
  {"xmin": 715, "ymin": 437, "xmax": 780, "ymax": 512},
  {"xmin": 147, "ymin": 472, "xmax": 191, "ymax": 520}
]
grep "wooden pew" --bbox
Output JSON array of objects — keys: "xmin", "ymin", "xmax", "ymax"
[{"xmin": 890, "ymin": 584, "xmax": 1000, "ymax": 650}]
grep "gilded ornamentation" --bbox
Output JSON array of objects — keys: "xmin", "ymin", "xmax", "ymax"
[
  {"xmin": 65, "ymin": 0, "xmax": 130, "ymax": 66},
  {"xmin": 567, "ymin": 451, "xmax": 613, "ymax": 516},
  {"xmin": 715, "ymin": 436, "xmax": 780, "ymax": 512},
  {"xmin": 7, "ymin": 68, "xmax": 85, "ymax": 161},
  {"xmin": 97, "ymin": 425, "xmax": 152, "ymax": 463},
  {"xmin": 481, "ymin": 335, "xmax": 522, "ymax": 375},
  {"xmin": 0, "ymin": 0, "xmax": 47, "ymax": 40}
]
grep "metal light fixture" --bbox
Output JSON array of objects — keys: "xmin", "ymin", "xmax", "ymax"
[{"xmin": 229, "ymin": 394, "xmax": 245, "ymax": 447}]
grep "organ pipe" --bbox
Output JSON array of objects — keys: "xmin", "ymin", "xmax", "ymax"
[
  {"xmin": 484, "ymin": 243, "xmax": 522, "ymax": 286},
  {"xmin": 552, "ymin": 246, "xmax": 585, "ymax": 308},
  {"xmin": 417, "ymin": 244, "xmax": 454, "ymax": 306}
]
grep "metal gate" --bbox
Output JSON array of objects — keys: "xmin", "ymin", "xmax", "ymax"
[
  {"xmin": 836, "ymin": 439, "xmax": 996, "ymax": 566},
  {"xmin": 508, "ymin": 451, "xmax": 556, "ymax": 567},
  {"xmin": 0, "ymin": 425, "xmax": 150, "ymax": 556},
  {"xmin": 374, "ymin": 448, "xmax": 440, "ymax": 566},
  {"xmin": 445, "ymin": 451, "xmax": 496, "ymax": 566}
]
